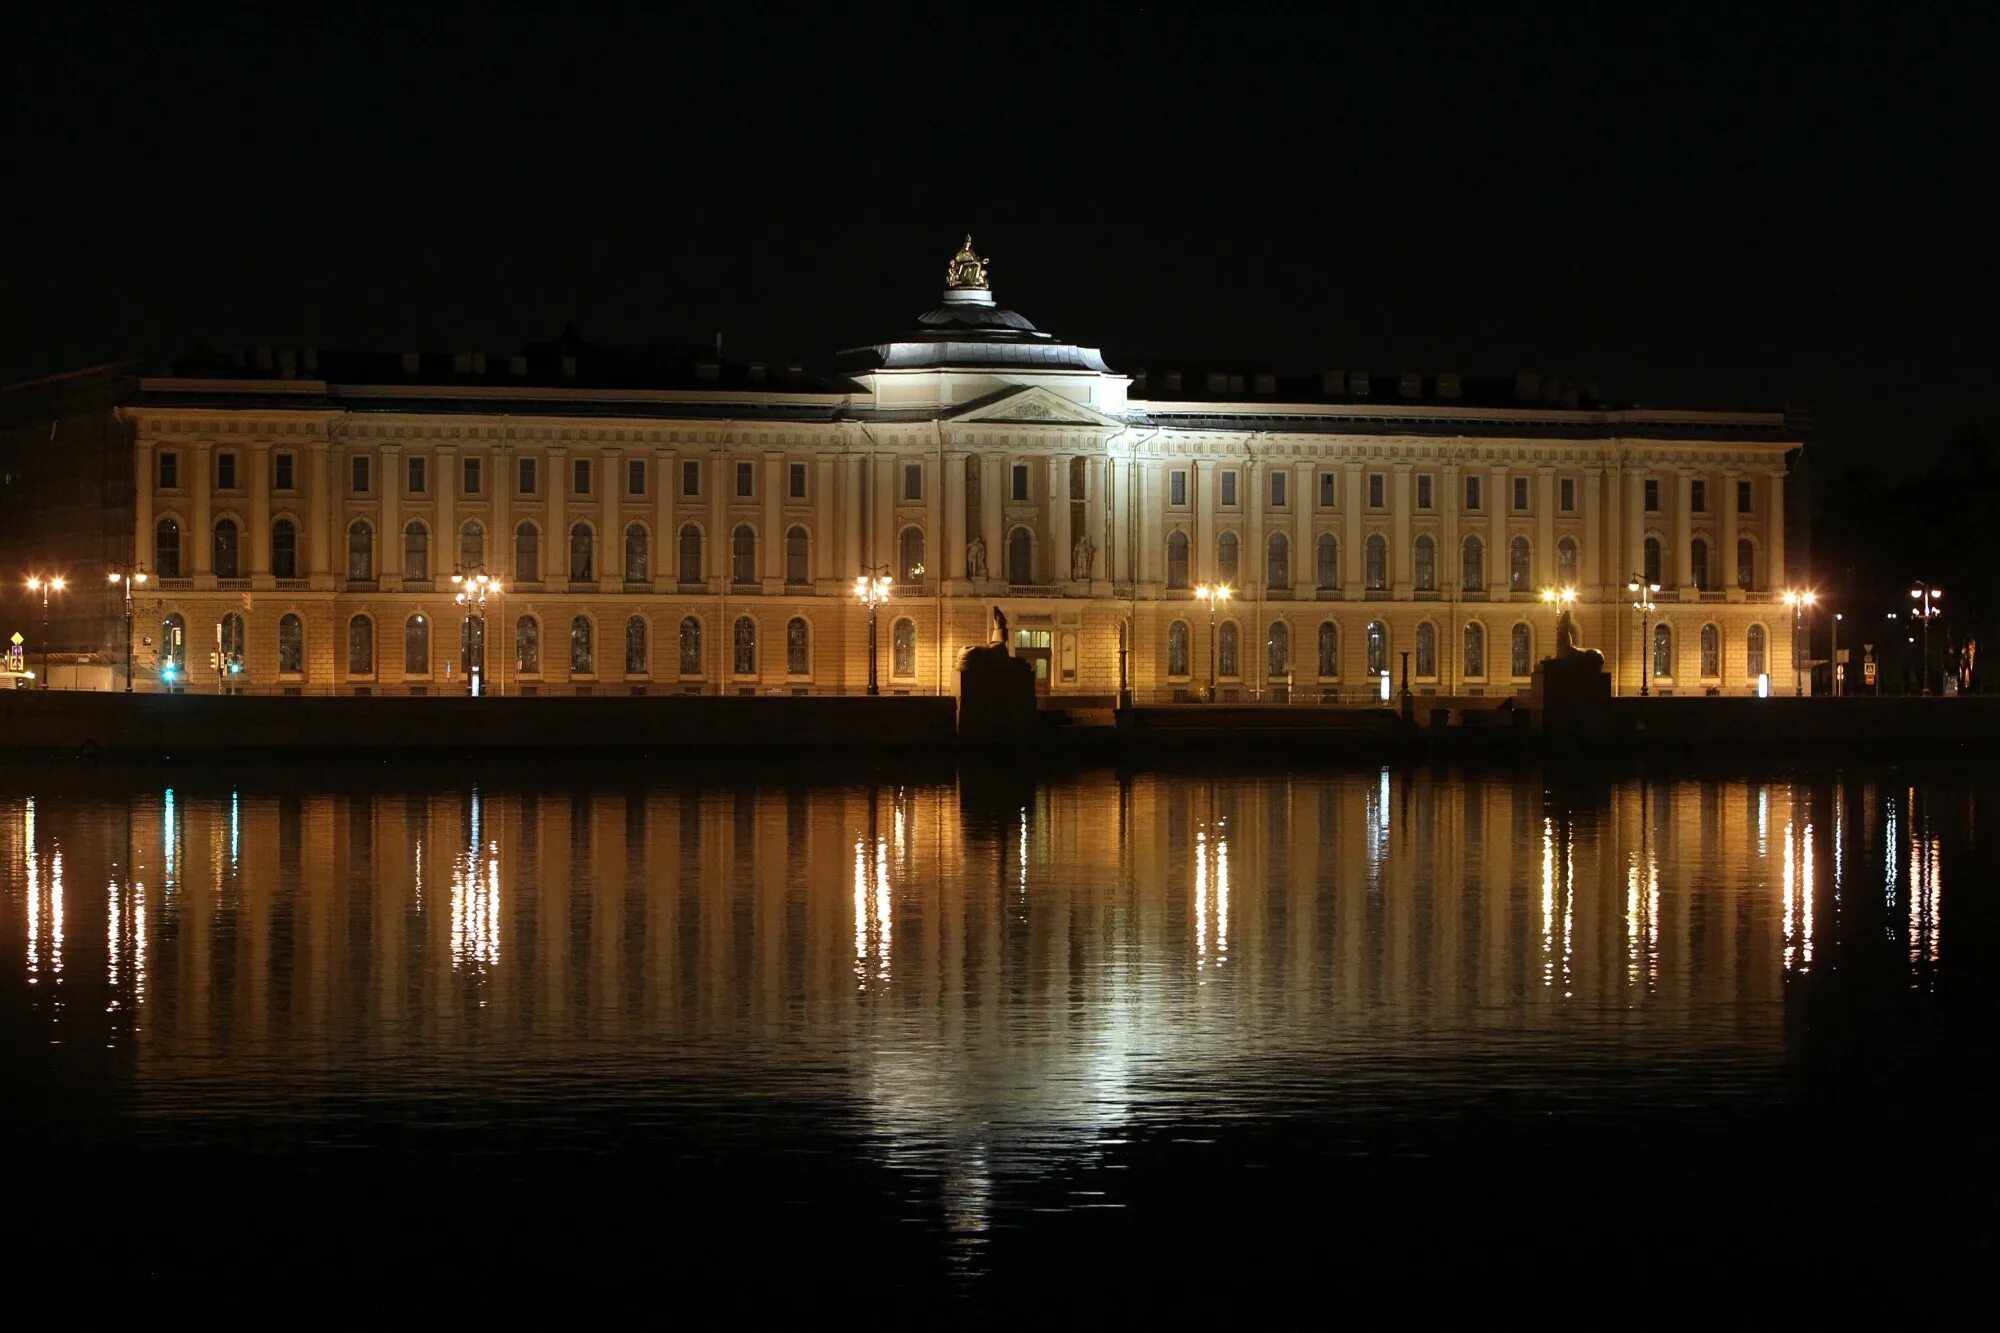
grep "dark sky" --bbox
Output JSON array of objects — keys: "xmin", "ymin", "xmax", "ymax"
[{"xmin": 3, "ymin": 0, "xmax": 1991, "ymax": 469}]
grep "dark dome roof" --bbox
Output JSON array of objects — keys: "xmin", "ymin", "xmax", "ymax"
[{"xmin": 915, "ymin": 302, "xmax": 1040, "ymax": 333}]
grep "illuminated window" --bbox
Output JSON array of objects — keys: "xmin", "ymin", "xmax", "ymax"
[
  {"xmin": 1509, "ymin": 536, "xmax": 1530, "ymax": 591},
  {"xmin": 404, "ymin": 614, "xmax": 430, "ymax": 675},
  {"xmin": 679, "ymin": 525, "xmax": 703, "ymax": 583},
  {"xmin": 1511, "ymin": 622, "xmax": 1532, "ymax": 677},
  {"xmin": 900, "ymin": 526, "xmax": 926, "ymax": 583},
  {"xmin": 1365, "ymin": 533, "xmax": 1387, "ymax": 590},
  {"xmin": 1266, "ymin": 621, "xmax": 1289, "ymax": 678},
  {"xmin": 515, "ymin": 616, "xmax": 539, "ymax": 673},
  {"xmin": 1462, "ymin": 535, "xmax": 1484, "ymax": 591},
  {"xmin": 347, "ymin": 520, "xmax": 374, "ymax": 580},
  {"xmin": 786, "ymin": 618, "xmax": 809, "ymax": 675},
  {"xmin": 1700, "ymin": 623, "xmax": 1720, "ymax": 678},
  {"xmin": 570, "ymin": 615, "xmax": 594, "ymax": 675},
  {"xmin": 1217, "ymin": 621, "xmax": 1239, "ymax": 677},
  {"xmin": 460, "ymin": 520, "xmax": 484, "ymax": 570},
  {"xmin": 1416, "ymin": 621, "xmax": 1437, "ymax": 678},
  {"xmin": 514, "ymin": 522, "xmax": 540, "ymax": 582},
  {"xmin": 278, "ymin": 614, "xmax": 303, "ymax": 674},
  {"xmin": 732, "ymin": 616, "xmax": 756, "ymax": 675},
  {"xmin": 1747, "ymin": 624, "xmax": 1767, "ymax": 677},
  {"xmin": 1167, "ymin": 620, "xmax": 1191, "ymax": 677},
  {"xmin": 1652, "ymin": 623, "xmax": 1673, "ymax": 679},
  {"xmin": 1316, "ymin": 621, "xmax": 1338, "ymax": 678},
  {"xmin": 678, "ymin": 617, "xmax": 702, "ymax": 675},
  {"xmin": 892, "ymin": 618, "xmax": 916, "ymax": 677},
  {"xmin": 154, "ymin": 518, "xmax": 182, "ymax": 577},
  {"xmin": 1556, "ymin": 537, "xmax": 1579, "ymax": 585},
  {"xmin": 1413, "ymin": 535, "xmax": 1436, "ymax": 591},
  {"xmin": 624, "ymin": 524, "xmax": 648, "ymax": 582},
  {"xmin": 1463, "ymin": 622, "xmax": 1485, "ymax": 678},
  {"xmin": 1366, "ymin": 621, "xmax": 1387, "ymax": 676}
]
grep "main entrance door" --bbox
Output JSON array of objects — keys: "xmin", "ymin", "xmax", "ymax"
[{"xmin": 1012, "ymin": 629, "xmax": 1053, "ymax": 694}]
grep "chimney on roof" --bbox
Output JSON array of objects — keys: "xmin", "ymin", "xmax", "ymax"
[
  {"xmin": 303, "ymin": 348, "xmax": 319, "ymax": 374},
  {"xmin": 1398, "ymin": 372, "xmax": 1422, "ymax": 398},
  {"xmin": 509, "ymin": 355, "xmax": 528, "ymax": 377},
  {"xmin": 254, "ymin": 347, "xmax": 274, "ymax": 372},
  {"xmin": 1347, "ymin": 371, "xmax": 1370, "ymax": 396},
  {"xmin": 1513, "ymin": 372, "xmax": 1540, "ymax": 401},
  {"xmin": 277, "ymin": 349, "xmax": 297, "ymax": 378},
  {"xmin": 1436, "ymin": 373, "xmax": 1462, "ymax": 400}
]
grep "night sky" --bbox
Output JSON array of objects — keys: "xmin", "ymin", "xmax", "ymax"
[{"xmin": 4, "ymin": 1, "xmax": 1991, "ymax": 470}]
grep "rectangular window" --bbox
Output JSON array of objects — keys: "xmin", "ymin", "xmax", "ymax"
[
  {"xmin": 903, "ymin": 462, "xmax": 923, "ymax": 502},
  {"xmin": 1416, "ymin": 475, "xmax": 1433, "ymax": 510},
  {"xmin": 216, "ymin": 451, "xmax": 237, "ymax": 490},
  {"xmin": 1560, "ymin": 477, "xmax": 1576, "ymax": 512},
  {"xmin": 463, "ymin": 457, "xmax": 481, "ymax": 495},
  {"xmin": 1170, "ymin": 470, "xmax": 1188, "ymax": 506},
  {"xmin": 1644, "ymin": 478, "xmax": 1661, "ymax": 512},
  {"xmin": 407, "ymin": 456, "xmax": 426, "ymax": 494},
  {"xmin": 1318, "ymin": 472, "xmax": 1336, "ymax": 507},
  {"xmin": 352, "ymin": 455, "xmax": 371, "ymax": 494},
  {"xmin": 683, "ymin": 460, "xmax": 701, "ymax": 496},
  {"xmin": 1368, "ymin": 473, "xmax": 1385, "ymax": 508},
  {"xmin": 1270, "ymin": 471, "xmax": 1287, "ymax": 507},
  {"xmin": 1737, "ymin": 479, "xmax": 1753, "ymax": 513},
  {"xmin": 1011, "ymin": 464, "xmax": 1029, "ymax": 502},
  {"xmin": 1464, "ymin": 475, "xmax": 1481, "ymax": 511},
  {"xmin": 574, "ymin": 458, "xmax": 592, "ymax": 495},
  {"xmin": 788, "ymin": 462, "xmax": 807, "ymax": 499},
  {"xmin": 628, "ymin": 459, "xmax": 646, "ymax": 496},
  {"xmin": 1690, "ymin": 479, "xmax": 1706, "ymax": 512},
  {"xmin": 158, "ymin": 450, "xmax": 179, "ymax": 489},
  {"xmin": 1220, "ymin": 470, "xmax": 1238, "ymax": 507},
  {"xmin": 273, "ymin": 452, "xmax": 294, "ymax": 491},
  {"xmin": 1512, "ymin": 476, "xmax": 1528, "ymax": 511},
  {"xmin": 736, "ymin": 461, "xmax": 754, "ymax": 497},
  {"xmin": 518, "ymin": 457, "xmax": 537, "ymax": 495}
]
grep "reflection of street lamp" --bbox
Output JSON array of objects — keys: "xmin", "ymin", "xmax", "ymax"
[
  {"xmin": 25, "ymin": 575, "xmax": 66, "ymax": 689},
  {"xmin": 1626, "ymin": 575, "xmax": 1659, "ymax": 696},
  {"xmin": 451, "ymin": 566, "xmax": 502, "ymax": 696},
  {"xmin": 1909, "ymin": 582, "xmax": 1942, "ymax": 695},
  {"xmin": 1194, "ymin": 582, "xmax": 1232, "ymax": 702},
  {"xmin": 1782, "ymin": 588, "xmax": 1817, "ymax": 697},
  {"xmin": 107, "ymin": 565, "xmax": 148, "ymax": 693},
  {"xmin": 854, "ymin": 569, "xmax": 893, "ymax": 696}
]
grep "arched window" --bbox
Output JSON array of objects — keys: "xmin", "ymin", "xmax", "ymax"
[
  {"xmin": 460, "ymin": 520, "xmax": 485, "ymax": 571},
  {"xmin": 278, "ymin": 613, "xmax": 303, "ymax": 674},
  {"xmin": 1006, "ymin": 527, "xmax": 1033, "ymax": 585},
  {"xmin": 1315, "ymin": 534, "xmax": 1338, "ymax": 590},
  {"xmin": 403, "ymin": 520, "xmax": 429, "ymax": 580},
  {"xmin": 1266, "ymin": 532, "xmax": 1290, "ymax": 590},
  {"xmin": 213, "ymin": 518, "xmax": 240, "ymax": 579},
  {"xmin": 786, "ymin": 617, "xmax": 810, "ymax": 675},
  {"xmin": 1700, "ymin": 622, "xmax": 1720, "ymax": 677},
  {"xmin": 1737, "ymin": 538, "xmax": 1755, "ymax": 591},
  {"xmin": 1511, "ymin": 622, "xmax": 1532, "ymax": 677},
  {"xmin": 154, "ymin": 518, "xmax": 182, "ymax": 577},
  {"xmin": 515, "ymin": 616, "xmax": 540, "ymax": 673},
  {"xmin": 1508, "ymin": 536, "xmax": 1531, "ymax": 592},
  {"xmin": 219, "ymin": 611, "xmax": 245, "ymax": 660},
  {"xmin": 514, "ymin": 521, "xmax": 539, "ymax": 582},
  {"xmin": 1413, "ymin": 535, "xmax": 1436, "ymax": 591},
  {"xmin": 785, "ymin": 526, "xmax": 809, "ymax": 585},
  {"xmin": 404, "ymin": 613, "xmax": 429, "ymax": 674},
  {"xmin": 1464, "ymin": 621, "xmax": 1485, "ymax": 678},
  {"xmin": 267, "ymin": 518, "xmax": 297, "ymax": 580},
  {"xmin": 679, "ymin": 617, "xmax": 703, "ymax": 675},
  {"xmin": 1690, "ymin": 538, "xmax": 1711, "ymax": 590},
  {"xmin": 625, "ymin": 616, "xmax": 647, "ymax": 674},
  {"xmin": 1266, "ymin": 620, "xmax": 1290, "ymax": 678},
  {"xmin": 1316, "ymin": 621, "xmax": 1339, "ymax": 678},
  {"xmin": 892, "ymin": 618, "xmax": 916, "ymax": 677},
  {"xmin": 160, "ymin": 613, "xmax": 186, "ymax": 670},
  {"xmin": 1217, "ymin": 621, "xmax": 1239, "ymax": 677},
  {"xmin": 1416, "ymin": 621, "xmax": 1437, "ymax": 678},
  {"xmin": 1166, "ymin": 532, "xmax": 1190, "ymax": 589},
  {"xmin": 1167, "ymin": 620, "xmax": 1191, "ymax": 677},
  {"xmin": 732, "ymin": 524, "xmax": 756, "ymax": 586},
  {"xmin": 624, "ymin": 524, "xmax": 648, "ymax": 583},
  {"xmin": 1217, "ymin": 531, "xmax": 1240, "ymax": 583},
  {"xmin": 1653, "ymin": 622, "xmax": 1673, "ymax": 680},
  {"xmin": 347, "ymin": 520, "xmax": 374, "ymax": 580},
  {"xmin": 569, "ymin": 522, "xmax": 594, "ymax": 583},
  {"xmin": 1747, "ymin": 624, "xmax": 1768, "ymax": 678},
  {"xmin": 732, "ymin": 616, "xmax": 757, "ymax": 675},
  {"xmin": 1366, "ymin": 621, "xmax": 1387, "ymax": 676},
  {"xmin": 347, "ymin": 615, "xmax": 374, "ymax": 675},
  {"xmin": 1556, "ymin": 537, "xmax": 1579, "ymax": 586},
  {"xmin": 1643, "ymin": 536, "xmax": 1663, "ymax": 586},
  {"xmin": 1462, "ymin": 535, "xmax": 1484, "ymax": 591},
  {"xmin": 1365, "ymin": 534, "xmax": 1387, "ymax": 590},
  {"xmin": 679, "ymin": 524, "xmax": 703, "ymax": 584},
  {"xmin": 899, "ymin": 526, "xmax": 926, "ymax": 584},
  {"xmin": 569, "ymin": 615, "xmax": 594, "ymax": 674}
]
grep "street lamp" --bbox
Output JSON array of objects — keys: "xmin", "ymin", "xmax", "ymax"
[
  {"xmin": 1626, "ymin": 574, "xmax": 1659, "ymax": 696},
  {"xmin": 1540, "ymin": 584, "xmax": 1577, "ymax": 652},
  {"xmin": 106, "ymin": 565, "xmax": 148, "ymax": 693},
  {"xmin": 24, "ymin": 575, "xmax": 66, "ymax": 689},
  {"xmin": 450, "ymin": 567, "xmax": 502, "ymax": 696},
  {"xmin": 1910, "ymin": 582, "xmax": 1942, "ymax": 695},
  {"xmin": 1193, "ymin": 582, "xmax": 1232, "ymax": 702},
  {"xmin": 1781, "ymin": 588, "xmax": 1817, "ymax": 696},
  {"xmin": 854, "ymin": 569, "xmax": 893, "ymax": 695}
]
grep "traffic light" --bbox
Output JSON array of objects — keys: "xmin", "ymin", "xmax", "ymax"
[{"xmin": 209, "ymin": 650, "xmax": 219, "ymax": 669}]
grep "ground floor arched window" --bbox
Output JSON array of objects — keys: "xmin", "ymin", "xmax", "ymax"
[
  {"xmin": 1167, "ymin": 620, "xmax": 1190, "ymax": 677},
  {"xmin": 1653, "ymin": 623, "xmax": 1673, "ymax": 679},
  {"xmin": 404, "ymin": 613, "xmax": 429, "ymax": 674},
  {"xmin": 786, "ymin": 617, "xmax": 809, "ymax": 675},
  {"xmin": 1747, "ymin": 624, "xmax": 1767, "ymax": 678},
  {"xmin": 278, "ymin": 614, "xmax": 303, "ymax": 674},
  {"xmin": 1217, "ymin": 621, "xmax": 1239, "ymax": 677},
  {"xmin": 1415, "ymin": 621, "xmax": 1437, "ymax": 677},
  {"xmin": 1316, "ymin": 621, "xmax": 1338, "ymax": 678},
  {"xmin": 1700, "ymin": 623, "xmax": 1720, "ymax": 677},
  {"xmin": 679, "ymin": 617, "xmax": 703, "ymax": 675},
  {"xmin": 347, "ymin": 616, "xmax": 374, "ymax": 674},
  {"xmin": 1267, "ymin": 621, "xmax": 1289, "ymax": 677},
  {"xmin": 626, "ymin": 616, "xmax": 648, "ymax": 674},
  {"xmin": 570, "ymin": 615, "xmax": 593, "ymax": 674},
  {"xmin": 1511, "ymin": 622, "xmax": 1532, "ymax": 677},
  {"xmin": 1366, "ymin": 621, "xmax": 1387, "ymax": 676},
  {"xmin": 892, "ymin": 618, "xmax": 916, "ymax": 677},
  {"xmin": 1463, "ymin": 622, "xmax": 1485, "ymax": 678},
  {"xmin": 515, "ymin": 616, "xmax": 540, "ymax": 673},
  {"xmin": 733, "ymin": 616, "xmax": 756, "ymax": 675}
]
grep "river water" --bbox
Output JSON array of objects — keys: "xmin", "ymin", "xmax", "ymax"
[{"xmin": 2, "ymin": 762, "xmax": 1990, "ymax": 1319}]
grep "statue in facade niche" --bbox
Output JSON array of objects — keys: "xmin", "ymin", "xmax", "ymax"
[
  {"xmin": 1071, "ymin": 535, "xmax": 1094, "ymax": 582},
  {"xmin": 966, "ymin": 535, "xmax": 988, "ymax": 579}
]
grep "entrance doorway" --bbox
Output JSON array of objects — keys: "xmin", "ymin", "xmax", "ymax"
[{"xmin": 1012, "ymin": 628, "xmax": 1053, "ymax": 694}]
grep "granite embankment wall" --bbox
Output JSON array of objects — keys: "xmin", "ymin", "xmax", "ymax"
[
  {"xmin": 0, "ymin": 691, "xmax": 957, "ymax": 756},
  {"xmin": 1598, "ymin": 696, "xmax": 2000, "ymax": 751}
]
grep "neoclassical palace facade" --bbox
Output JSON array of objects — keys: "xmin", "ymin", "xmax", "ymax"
[{"xmin": 113, "ymin": 239, "xmax": 1799, "ymax": 699}]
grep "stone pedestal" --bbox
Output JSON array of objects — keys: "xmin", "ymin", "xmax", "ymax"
[
  {"xmin": 958, "ymin": 643, "xmax": 1036, "ymax": 747},
  {"xmin": 1532, "ymin": 651, "xmax": 1612, "ymax": 739}
]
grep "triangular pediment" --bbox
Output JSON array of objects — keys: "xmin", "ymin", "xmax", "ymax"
[{"xmin": 944, "ymin": 385, "xmax": 1126, "ymax": 428}]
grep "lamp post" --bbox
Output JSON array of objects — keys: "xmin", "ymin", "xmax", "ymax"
[
  {"xmin": 106, "ymin": 565, "xmax": 148, "ymax": 692},
  {"xmin": 450, "ymin": 566, "xmax": 502, "ymax": 696},
  {"xmin": 1780, "ymin": 589, "xmax": 1817, "ymax": 696},
  {"xmin": 854, "ymin": 569, "xmax": 892, "ymax": 695},
  {"xmin": 1193, "ymin": 582, "xmax": 1232, "ymax": 702},
  {"xmin": 1910, "ymin": 582, "xmax": 1942, "ymax": 695},
  {"xmin": 1831, "ymin": 611, "xmax": 1843, "ymax": 697},
  {"xmin": 25, "ymin": 575, "xmax": 66, "ymax": 689},
  {"xmin": 1540, "ymin": 584, "xmax": 1577, "ymax": 651},
  {"xmin": 1627, "ymin": 574, "xmax": 1659, "ymax": 696}
]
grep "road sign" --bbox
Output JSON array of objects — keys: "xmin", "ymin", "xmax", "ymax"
[{"xmin": 1863, "ymin": 660, "xmax": 1878, "ymax": 686}]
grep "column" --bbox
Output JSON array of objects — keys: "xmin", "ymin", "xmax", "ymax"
[
  {"xmin": 379, "ymin": 444, "xmax": 403, "ymax": 580},
  {"xmin": 1719, "ymin": 469, "xmax": 1740, "ymax": 600},
  {"xmin": 944, "ymin": 453, "xmax": 968, "ymax": 582},
  {"xmin": 602, "ymin": 446, "xmax": 623, "ymax": 589},
  {"xmin": 710, "ymin": 447, "xmax": 727, "ymax": 591},
  {"xmin": 1342, "ymin": 461, "xmax": 1364, "ymax": 594},
  {"xmin": 872, "ymin": 454, "xmax": 895, "ymax": 575},
  {"xmin": 1293, "ymin": 461, "xmax": 1312, "ymax": 591},
  {"xmin": 545, "ymin": 446, "xmax": 568, "ymax": 590},
  {"xmin": 327, "ymin": 444, "xmax": 347, "ymax": 584},
  {"xmin": 309, "ymin": 443, "xmax": 332, "ymax": 581},
  {"xmin": 1194, "ymin": 460, "xmax": 1216, "ymax": 585},
  {"xmin": 844, "ymin": 453, "xmax": 864, "ymax": 581},
  {"xmin": 191, "ymin": 442, "xmax": 213, "ymax": 577},
  {"xmin": 1137, "ymin": 460, "xmax": 1160, "ymax": 587},
  {"xmin": 1580, "ymin": 468, "xmax": 1602, "ymax": 591},
  {"xmin": 1766, "ymin": 468, "xmax": 1785, "ymax": 592},
  {"xmin": 250, "ymin": 441, "xmax": 273, "ymax": 582},
  {"xmin": 921, "ymin": 455, "xmax": 941, "ymax": 588},
  {"xmin": 134, "ymin": 440, "xmax": 154, "ymax": 572},
  {"xmin": 436, "ymin": 445, "xmax": 458, "ymax": 578},
  {"xmin": 1049, "ymin": 455, "xmax": 1071, "ymax": 587},
  {"xmin": 1486, "ymin": 462, "xmax": 1507, "ymax": 592},
  {"xmin": 1244, "ymin": 460, "xmax": 1262, "ymax": 593},
  {"xmin": 491, "ymin": 444, "xmax": 512, "ymax": 581},
  {"xmin": 1091, "ymin": 455, "xmax": 1112, "ymax": 583},
  {"xmin": 979, "ymin": 454, "xmax": 1003, "ymax": 583},
  {"xmin": 1390, "ymin": 464, "xmax": 1412, "ymax": 595},
  {"xmin": 762, "ymin": 452, "xmax": 783, "ymax": 591},
  {"xmin": 1674, "ymin": 470, "xmax": 1695, "ymax": 598},
  {"xmin": 1535, "ymin": 467, "xmax": 1555, "ymax": 587},
  {"xmin": 1440, "ymin": 462, "xmax": 1460, "ymax": 592},
  {"xmin": 653, "ymin": 449, "xmax": 674, "ymax": 588},
  {"xmin": 813, "ymin": 454, "xmax": 835, "ymax": 583},
  {"xmin": 1624, "ymin": 469, "xmax": 1646, "ymax": 582}
]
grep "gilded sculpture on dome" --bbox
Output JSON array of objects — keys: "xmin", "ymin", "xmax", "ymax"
[{"xmin": 945, "ymin": 234, "xmax": 990, "ymax": 289}]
